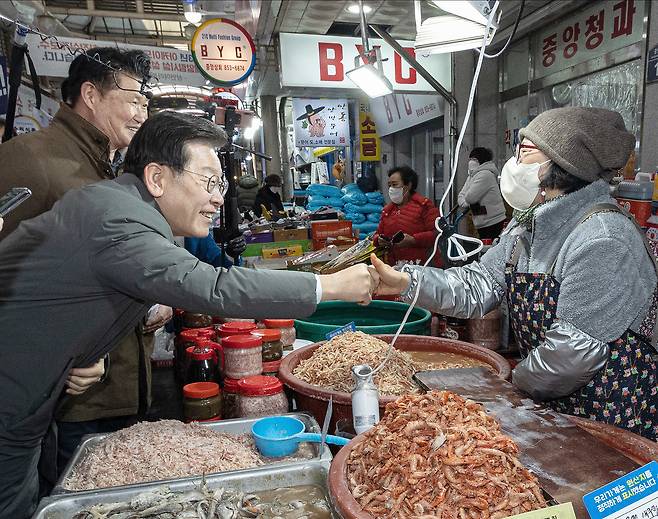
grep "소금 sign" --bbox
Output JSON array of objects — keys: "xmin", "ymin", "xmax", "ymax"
[{"xmin": 191, "ymin": 18, "xmax": 256, "ymax": 86}]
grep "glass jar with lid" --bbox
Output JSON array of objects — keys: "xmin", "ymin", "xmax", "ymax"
[
  {"xmin": 237, "ymin": 375, "xmax": 288, "ymax": 418},
  {"xmin": 222, "ymin": 335, "xmax": 262, "ymax": 379},
  {"xmin": 175, "ymin": 329, "xmax": 201, "ymax": 381},
  {"xmin": 183, "ymin": 382, "xmax": 221, "ymax": 422},
  {"xmin": 222, "ymin": 377, "xmax": 240, "ymax": 419},
  {"xmin": 251, "ymin": 329, "xmax": 283, "ymax": 362},
  {"xmin": 262, "ymin": 319, "xmax": 296, "ymax": 350},
  {"xmin": 182, "ymin": 312, "xmax": 213, "ymax": 329},
  {"xmin": 185, "ymin": 345, "xmax": 217, "ymax": 384},
  {"xmin": 261, "ymin": 359, "xmax": 282, "ymax": 378},
  {"xmin": 196, "ymin": 339, "xmax": 223, "ymax": 381},
  {"xmin": 217, "ymin": 321, "xmax": 258, "ymax": 340}
]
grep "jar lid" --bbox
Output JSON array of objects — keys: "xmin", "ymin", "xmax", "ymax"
[
  {"xmin": 238, "ymin": 375, "xmax": 283, "ymax": 396},
  {"xmin": 179, "ymin": 328, "xmax": 201, "ymax": 340},
  {"xmin": 223, "ymin": 377, "xmax": 241, "ymax": 392},
  {"xmin": 186, "ymin": 346, "xmax": 214, "ymax": 361},
  {"xmin": 261, "ymin": 359, "xmax": 282, "ymax": 373},
  {"xmin": 251, "ymin": 328, "xmax": 282, "ymax": 342},
  {"xmin": 183, "ymin": 382, "xmax": 220, "ymax": 399},
  {"xmin": 218, "ymin": 322, "xmax": 258, "ymax": 337},
  {"xmin": 197, "ymin": 339, "xmax": 221, "ymax": 350},
  {"xmin": 222, "ymin": 335, "xmax": 262, "ymax": 349},
  {"xmin": 195, "ymin": 327, "xmax": 217, "ymax": 340},
  {"xmin": 262, "ymin": 319, "xmax": 295, "ymax": 328}
]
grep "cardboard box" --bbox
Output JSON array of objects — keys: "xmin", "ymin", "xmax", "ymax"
[
  {"xmin": 311, "ymin": 220, "xmax": 353, "ymax": 240},
  {"xmin": 273, "ymin": 228, "xmax": 309, "ymax": 242},
  {"xmin": 262, "ymin": 245, "xmax": 304, "ymax": 259},
  {"xmin": 245, "ymin": 231, "xmax": 274, "ymax": 244},
  {"xmin": 243, "ymin": 239, "xmax": 312, "ymax": 257}
]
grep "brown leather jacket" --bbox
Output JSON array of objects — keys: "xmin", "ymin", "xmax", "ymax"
[{"xmin": 0, "ymin": 103, "xmax": 151, "ymax": 421}]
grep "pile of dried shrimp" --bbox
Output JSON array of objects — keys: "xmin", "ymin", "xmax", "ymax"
[
  {"xmin": 292, "ymin": 332, "xmax": 419, "ymax": 395},
  {"xmin": 347, "ymin": 391, "xmax": 546, "ymax": 519},
  {"xmin": 64, "ymin": 420, "xmax": 264, "ymax": 490}
]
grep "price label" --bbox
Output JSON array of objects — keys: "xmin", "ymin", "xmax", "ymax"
[
  {"xmin": 583, "ymin": 461, "xmax": 658, "ymax": 519},
  {"xmin": 325, "ymin": 322, "xmax": 356, "ymax": 340},
  {"xmin": 503, "ymin": 503, "xmax": 577, "ymax": 519}
]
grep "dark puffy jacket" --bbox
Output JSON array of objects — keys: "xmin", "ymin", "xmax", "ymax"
[
  {"xmin": 236, "ymin": 176, "xmax": 259, "ymax": 211},
  {"xmin": 374, "ymin": 192, "xmax": 440, "ymax": 265}
]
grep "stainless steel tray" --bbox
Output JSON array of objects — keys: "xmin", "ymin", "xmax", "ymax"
[
  {"xmin": 35, "ymin": 459, "xmax": 333, "ymax": 519},
  {"xmin": 52, "ymin": 412, "xmax": 331, "ymax": 495}
]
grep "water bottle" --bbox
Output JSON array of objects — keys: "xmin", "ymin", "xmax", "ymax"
[{"xmin": 351, "ymin": 364, "xmax": 380, "ymax": 434}]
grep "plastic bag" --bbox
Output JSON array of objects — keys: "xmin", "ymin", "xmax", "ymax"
[
  {"xmin": 340, "ymin": 183, "xmax": 362, "ymax": 195},
  {"xmin": 366, "ymin": 191, "xmax": 385, "ymax": 205},
  {"xmin": 345, "ymin": 212, "xmax": 366, "ymax": 223},
  {"xmin": 326, "ymin": 197, "xmax": 345, "ymax": 208},
  {"xmin": 341, "ymin": 191, "xmax": 368, "ymax": 205},
  {"xmin": 308, "ymin": 194, "xmax": 331, "ymax": 205},
  {"xmin": 366, "ymin": 212, "xmax": 381, "ymax": 223},
  {"xmin": 307, "ymin": 184, "xmax": 342, "ymax": 198},
  {"xmin": 353, "ymin": 221, "xmax": 379, "ymax": 233},
  {"xmin": 344, "ymin": 202, "xmax": 384, "ymax": 215}
]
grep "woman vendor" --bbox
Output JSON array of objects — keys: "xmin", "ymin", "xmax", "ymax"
[{"xmin": 372, "ymin": 107, "xmax": 657, "ymax": 441}]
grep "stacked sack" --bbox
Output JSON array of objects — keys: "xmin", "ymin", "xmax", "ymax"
[
  {"xmin": 306, "ymin": 184, "xmax": 345, "ymax": 211},
  {"xmin": 341, "ymin": 183, "xmax": 385, "ymax": 239}
]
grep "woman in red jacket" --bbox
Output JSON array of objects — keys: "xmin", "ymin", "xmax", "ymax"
[{"xmin": 374, "ymin": 166, "xmax": 440, "ymax": 266}]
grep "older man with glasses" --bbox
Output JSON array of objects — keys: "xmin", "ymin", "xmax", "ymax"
[{"xmin": 0, "ymin": 111, "xmax": 378, "ymax": 518}]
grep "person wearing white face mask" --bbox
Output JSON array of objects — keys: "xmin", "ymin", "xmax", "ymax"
[
  {"xmin": 373, "ymin": 166, "xmax": 440, "ymax": 266},
  {"xmin": 457, "ymin": 147, "xmax": 507, "ymax": 240},
  {"xmin": 370, "ymin": 107, "xmax": 657, "ymax": 441}
]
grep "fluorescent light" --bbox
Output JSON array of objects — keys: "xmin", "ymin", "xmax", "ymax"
[
  {"xmin": 183, "ymin": 0, "xmax": 202, "ymax": 25},
  {"xmin": 430, "ymin": 0, "xmax": 493, "ymax": 25},
  {"xmin": 414, "ymin": 15, "xmax": 496, "ymax": 54},
  {"xmin": 347, "ymin": 4, "xmax": 372, "ymax": 14},
  {"xmin": 346, "ymin": 62, "xmax": 393, "ymax": 98}
]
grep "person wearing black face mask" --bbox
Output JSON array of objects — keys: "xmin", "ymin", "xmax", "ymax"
[
  {"xmin": 253, "ymin": 174, "xmax": 285, "ymax": 218},
  {"xmin": 371, "ymin": 108, "xmax": 657, "ymax": 442}
]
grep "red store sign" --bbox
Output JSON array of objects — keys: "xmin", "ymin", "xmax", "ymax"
[{"xmin": 536, "ymin": 0, "xmax": 646, "ymax": 79}]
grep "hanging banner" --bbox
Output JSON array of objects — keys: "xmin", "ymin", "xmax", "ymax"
[
  {"xmin": 279, "ymin": 33, "xmax": 450, "ymax": 92},
  {"xmin": 191, "ymin": 18, "xmax": 256, "ymax": 86},
  {"xmin": 358, "ymin": 104, "xmax": 380, "ymax": 162},
  {"xmin": 292, "ymin": 98, "xmax": 350, "ymax": 147},
  {"xmin": 535, "ymin": 0, "xmax": 646, "ymax": 79},
  {"xmin": 12, "ymin": 84, "xmax": 59, "ymax": 134},
  {"xmin": 25, "ymin": 34, "xmax": 205, "ymax": 87},
  {"xmin": 370, "ymin": 93, "xmax": 443, "ymax": 137}
]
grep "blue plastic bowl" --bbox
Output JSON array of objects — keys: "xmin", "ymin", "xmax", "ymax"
[
  {"xmin": 251, "ymin": 416, "xmax": 350, "ymax": 457},
  {"xmin": 251, "ymin": 416, "xmax": 306, "ymax": 457}
]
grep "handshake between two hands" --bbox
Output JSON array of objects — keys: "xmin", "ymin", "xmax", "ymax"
[{"xmin": 320, "ymin": 253, "xmax": 412, "ymax": 306}]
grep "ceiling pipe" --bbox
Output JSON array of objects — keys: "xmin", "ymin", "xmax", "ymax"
[
  {"xmin": 47, "ymin": 6, "xmax": 187, "ymax": 22},
  {"xmin": 368, "ymin": 23, "xmax": 456, "ymax": 106}
]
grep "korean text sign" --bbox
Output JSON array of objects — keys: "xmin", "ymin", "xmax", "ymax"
[
  {"xmin": 279, "ymin": 33, "xmax": 450, "ymax": 92},
  {"xmin": 359, "ymin": 105, "xmax": 380, "ymax": 162},
  {"xmin": 536, "ymin": 0, "xmax": 646, "ymax": 79},
  {"xmin": 582, "ymin": 461, "xmax": 658, "ymax": 519},
  {"xmin": 26, "ymin": 34, "xmax": 206, "ymax": 87},
  {"xmin": 293, "ymin": 98, "xmax": 350, "ymax": 148}
]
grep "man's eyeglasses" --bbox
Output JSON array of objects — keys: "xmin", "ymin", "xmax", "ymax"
[
  {"xmin": 183, "ymin": 168, "xmax": 228, "ymax": 196},
  {"xmin": 515, "ymin": 143, "xmax": 540, "ymax": 163}
]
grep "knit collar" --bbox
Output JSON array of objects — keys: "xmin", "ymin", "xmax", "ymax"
[{"xmin": 51, "ymin": 103, "xmax": 114, "ymax": 178}]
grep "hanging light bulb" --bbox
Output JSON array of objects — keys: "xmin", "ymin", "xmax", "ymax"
[{"xmin": 183, "ymin": 0, "xmax": 203, "ymax": 25}]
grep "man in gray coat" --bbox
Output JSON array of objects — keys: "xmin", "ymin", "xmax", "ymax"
[{"xmin": 0, "ymin": 111, "xmax": 377, "ymax": 518}]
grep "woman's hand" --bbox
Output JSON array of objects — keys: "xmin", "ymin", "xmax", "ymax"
[
  {"xmin": 66, "ymin": 358, "xmax": 105, "ymax": 395},
  {"xmin": 370, "ymin": 254, "xmax": 411, "ymax": 295},
  {"xmin": 395, "ymin": 233, "xmax": 416, "ymax": 248}
]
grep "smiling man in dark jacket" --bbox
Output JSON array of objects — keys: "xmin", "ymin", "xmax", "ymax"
[{"xmin": 0, "ymin": 112, "xmax": 377, "ymax": 518}]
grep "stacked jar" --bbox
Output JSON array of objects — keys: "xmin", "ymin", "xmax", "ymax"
[
  {"xmin": 237, "ymin": 375, "xmax": 288, "ymax": 418},
  {"xmin": 216, "ymin": 321, "xmax": 258, "ymax": 340},
  {"xmin": 262, "ymin": 319, "xmax": 296, "ymax": 351},
  {"xmin": 183, "ymin": 382, "xmax": 221, "ymax": 422},
  {"xmin": 222, "ymin": 377, "xmax": 240, "ymax": 419},
  {"xmin": 182, "ymin": 312, "xmax": 213, "ymax": 329},
  {"xmin": 185, "ymin": 345, "xmax": 217, "ymax": 384},
  {"xmin": 222, "ymin": 335, "xmax": 262, "ymax": 380},
  {"xmin": 197, "ymin": 339, "xmax": 223, "ymax": 381},
  {"xmin": 251, "ymin": 329, "xmax": 283, "ymax": 362},
  {"xmin": 175, "ymin": 327, "xmax": 216, "ymax": 381}
]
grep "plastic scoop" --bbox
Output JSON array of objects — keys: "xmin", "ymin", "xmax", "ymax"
[{"xmin": 251, "ymin": 416, "xmax": 349, "ymax": 457}]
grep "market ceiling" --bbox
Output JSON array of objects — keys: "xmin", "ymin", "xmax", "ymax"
[{"xmin": 27, "ymin": 0, "xmax": 589, "ymax": 99}]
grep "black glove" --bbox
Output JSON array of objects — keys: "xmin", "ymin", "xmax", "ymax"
[{"xmin": 226, "ymin": 235, "xmax": 246, "ymax": 258}]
